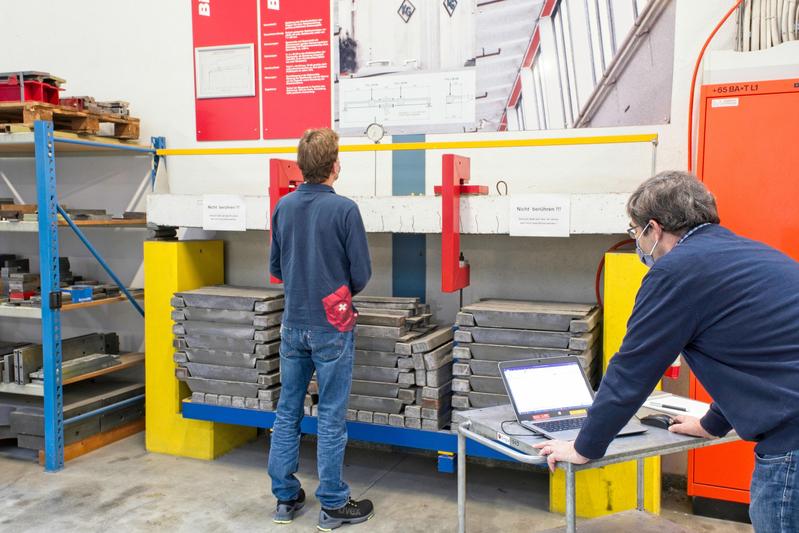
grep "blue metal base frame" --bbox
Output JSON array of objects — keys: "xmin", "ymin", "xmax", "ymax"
[{"xmin": 181, "ymin": 402, "xmax": 513, "ymax": 470}]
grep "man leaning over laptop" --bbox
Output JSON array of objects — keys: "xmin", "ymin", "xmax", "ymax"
[{"xmin": 534, "ymin": 171, "xmax": 799, "ymax": 533}]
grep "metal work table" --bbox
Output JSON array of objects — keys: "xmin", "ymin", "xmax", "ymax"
[{"xmin": 454, "ymin": 402, "xmax": 739, "ymax": 533}]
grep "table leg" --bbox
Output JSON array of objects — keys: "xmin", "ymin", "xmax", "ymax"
[
  {"xmin": 565, "ymin": 463, "xmax": 576, "ymax": 533},
  {"xmin": 636, "ymin": 458, "xmax": 645, "ymax": 511},
  {"xmin": 458, "ymin": 428, "xmax": 466, "ymax": 533}
]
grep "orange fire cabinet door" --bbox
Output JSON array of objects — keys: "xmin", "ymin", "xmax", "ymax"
[{"xmin": 693, "ymin": 77, "xmax": 799, "ymax": 503}]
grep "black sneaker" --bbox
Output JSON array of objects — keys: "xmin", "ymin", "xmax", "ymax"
[
  {"xmin": 317, "ymin": 498, "xmax": 374, "ymax": 531},
  {"xmin": 273, "ymin": 488, "xmax": 306, "ymax": 524}
]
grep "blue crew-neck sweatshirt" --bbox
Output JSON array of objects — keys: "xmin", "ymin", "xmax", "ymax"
[
  {"xmin": 269, "ymin": 183, "xmax": 372, "ymax": 332},
  {"xmin": 575, "ymin": 224, "xmax": 799, "ymax": 459}
]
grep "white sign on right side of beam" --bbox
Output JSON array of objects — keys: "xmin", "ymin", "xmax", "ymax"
[{"xmin": 509, "ymin": 194, "xmax": 571, "ymax": 237}]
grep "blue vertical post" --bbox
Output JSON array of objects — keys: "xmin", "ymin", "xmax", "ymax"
[
  {"xmin": 392, "ymin": 135, "xmax": 427, "ymax": 302},
  {"xmin": 34, "ymin": 120, "xmax": 64, "ymax": 472},
  {"xmin": 150, "ymin": 136, "xmax": 166, "ymax": 190}
]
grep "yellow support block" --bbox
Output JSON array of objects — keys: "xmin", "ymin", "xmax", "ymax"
[
  {"xmin": 550, "ymin": 252, "xmax": 660, "ymax": 517},
  {"xmin": 144, "ymin": 240, "xmax": 256, "ymax": 459}
]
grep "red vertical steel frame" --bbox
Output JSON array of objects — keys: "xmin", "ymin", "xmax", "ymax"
[
  {"xmin": 441, "ymin": 155, "xmax": 468, "ymax": 292},
  {"xmin": 437, "ymin": 155, "xmax": 488, "ymax": 293},
  {"xmin": 268, "ymin": 159, "xmax": 303, "ymax": 284}
]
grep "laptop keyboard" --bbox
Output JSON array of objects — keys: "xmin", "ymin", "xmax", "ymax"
[{"xmin": 535, "ymin": 418, "xmax": 585, "ymax": 433}]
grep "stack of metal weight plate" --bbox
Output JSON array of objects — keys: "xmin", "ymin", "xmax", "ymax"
[
  {"xmin": 172, "ymin": 286, "xmax": 285, "ymax": 411},
  {"xmin": 451, "ymin": 300, "xmax": 601, "ymax": 413},
  {"xmin": 303, "ymin": 296, "xmax": 454, "ymax": 431}
]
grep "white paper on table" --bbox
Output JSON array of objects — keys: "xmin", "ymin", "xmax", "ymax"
[{"xmin": 644, "ymin": 393, "xmax": 710, "ymax": 418}]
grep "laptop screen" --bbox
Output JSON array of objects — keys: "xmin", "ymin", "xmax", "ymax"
[{"xmin": 503, "ymin": 360, "xmax": 593, "ymax": 418}]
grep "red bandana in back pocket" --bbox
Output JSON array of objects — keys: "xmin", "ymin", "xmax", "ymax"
[{"xmin": 322, "ymin": 285, "xmax": 358, "ymax": 332}]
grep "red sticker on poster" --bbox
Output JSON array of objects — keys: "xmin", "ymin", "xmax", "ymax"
[
  {"xmin": 191, "ymin": 0, "xmax": 260, "ymax": 141},
  {"xmin": 261, "ymin": 0, "xmax": 332, "ymax": 139}
]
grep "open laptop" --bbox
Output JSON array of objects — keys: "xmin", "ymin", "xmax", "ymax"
[{"xmin": 499, "ymin": 356, "xmax": 647, "ymax": 441}]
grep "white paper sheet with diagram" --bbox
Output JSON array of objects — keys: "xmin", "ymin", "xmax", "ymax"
[
  {"xmin": 338, "ymin": 69, "xmax": 476, "ymax": 133},
  {"xmin": 195, "ymin": 44, "xmax": 255, "ymax": 99}
]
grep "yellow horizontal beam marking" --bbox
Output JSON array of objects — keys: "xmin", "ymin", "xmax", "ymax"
[{"xmin": 156, "ymin": 134, "xmax": 657, "ymax": 157}]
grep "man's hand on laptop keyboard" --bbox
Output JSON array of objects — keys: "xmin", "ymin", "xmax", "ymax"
[{"xmin": 533, "ymin": 440, "xmax": 589, "ymax": 473}]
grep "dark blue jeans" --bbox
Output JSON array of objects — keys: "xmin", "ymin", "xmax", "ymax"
[
  {"xmin": 267, "ymin": 326, "xmax": 354, "ymax": 510},
  {"xmin": 750, "ymin": 449, "xmax": 799, "ymax": 533}
]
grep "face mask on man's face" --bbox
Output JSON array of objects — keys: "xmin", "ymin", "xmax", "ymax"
[{"xmin": 635, "ymin": 222, "xmax": 659, "ymax": 267}]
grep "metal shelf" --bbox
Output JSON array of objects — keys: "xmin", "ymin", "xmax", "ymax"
[
  {"xmin": 0, "ymin": 353, "xmax": 144, "ymax": 396},
  {"xmin": 0, "ymin": 220, "xmax": 147, "ymax": 232},
  {"xmin": 181, "ymin": 401, "xmax": 511, "ymax": 469},
  {"xmin": 0, "ymin": 381, "xmax": 44, "ymax": 397},
  {"xmin": 0, "ymin": 120, "xmax": 163, "ymax": 471},
  {"xmin": 0, "ymin": 131, "xmax": 153, "ymax": 157},
  {"xmin": 0, "ymin": 291, "xmax": 144, "ymax": 319}
]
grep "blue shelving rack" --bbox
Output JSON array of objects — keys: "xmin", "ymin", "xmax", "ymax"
[{"xmin": 0, "ymin": 120, "xmax": 164, "ymax": 471}]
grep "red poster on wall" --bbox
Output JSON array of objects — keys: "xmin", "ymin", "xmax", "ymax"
[
  {"xmin": 261, "ymin": 0, "xmax": 332, "ymax": 139},
  {"xmin": 192, "ymin": 0, "xmax": 260, "ymax": 141}
]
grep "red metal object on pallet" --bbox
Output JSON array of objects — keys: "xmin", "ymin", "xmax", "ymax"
[
  {"xmin": 434, "ymin": 155, "xmax": 488, "ymax": 293},
  {"xmin": 9, "ymin": 291, "xmax": 37, "ymax": 301},
  {"xmin": 0, "ymin": 76, "xmax": 61, "ymax": 105},
  {"xmin": 268, "ymin": 159, "xmax": 303, "ymax": 284}
]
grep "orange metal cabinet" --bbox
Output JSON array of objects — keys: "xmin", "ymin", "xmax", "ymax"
[{"xmin": 692, "ymin": 77, "xmax": 799, "ymax": 503}]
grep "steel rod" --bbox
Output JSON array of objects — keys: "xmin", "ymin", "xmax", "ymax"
[
  {"xmin": 637, "ymin": 458, "xmax": 645, "ymax": 511},
  {"xmin": 566, "ymin": 464, "xmax": 576, "ymax": 533},
  {"xmin": 458, "ymin": 426, "xmax": 467, "ymax": 533},
  {"xmin": 57, "ymin": 205, "xmax": 145, "ymax": 317},
  {"xmin": 53, "ymin": 137, "xmax": 155, "ymax": 154},
  {"xmin": 64, "ymin": 394, "xmax": 144, "ymax": 426}
]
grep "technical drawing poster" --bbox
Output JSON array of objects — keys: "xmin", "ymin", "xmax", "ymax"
[
  {"xmin": 338, "ymin": 70, "xmax": 476, "ymax": 130},
  {"xmin": 333, "ymin": 0, "xmax": 544, "ymax": 136},
  {"xmin": 261, "ymin": 0, "xmax": 332, "ymax": 139}
]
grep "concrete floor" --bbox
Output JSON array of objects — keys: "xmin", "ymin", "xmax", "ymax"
[{"xmin": 0, "ymin": 434, "xmax": 752, "ymax": 533}]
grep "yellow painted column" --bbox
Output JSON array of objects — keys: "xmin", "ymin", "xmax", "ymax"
[
  {"xmin": 144, "ymin": 240, "xmax": 256, "ymax": 459},
  {"xmin": 550, "ymin": 252, "xmax": 660, "ymax": 517}
]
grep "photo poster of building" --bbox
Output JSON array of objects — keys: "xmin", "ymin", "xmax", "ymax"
[{"xmin": 333, "ymin": 0, "xmax": 541, "ymax": 137}]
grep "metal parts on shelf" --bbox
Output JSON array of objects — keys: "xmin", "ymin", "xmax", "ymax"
[
  {"xmin": 452, "ymin": 299, "xmax": 602, "ymax": 413},
  {"xmin": 174, "ymin": 286, "xmax": 285, "ymax": 410}
]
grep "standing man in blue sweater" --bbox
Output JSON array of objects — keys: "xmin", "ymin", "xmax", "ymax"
[
  {"xmin": 268, "ymin": 128, "xmax": 373, "ymax": 531},
  {"xmin": 535, "ymin": 171, "xmax": 799, "ymax": 532}
]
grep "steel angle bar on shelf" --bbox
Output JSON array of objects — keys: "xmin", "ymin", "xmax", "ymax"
[
  {"xmin": 354, "ymin": 350, "xmax": 400, "ymax": 368},
  {"xmin": 468, "ymin": 376, "xmax": 506, "ymax": 394},
  {"xmin": 351, "ymin": 365, "xmax": 404, "ymax": 383},
  {"xmin": 183, "ymin": 348, "xmax": 264, "ymax": 368},
  {"xmin": 355, "ymin": 324, "xmax": 408, "ymax": 339},
  {"xmin": 458, "ymin": 327, "xmax": 572, "ymax": 349},
  {"xmin": 350, "ymin": 380, "xmax": 401, "ymax": 398},
  {"xmin": 182, "ymin": 335, "xmax": 259, "ymax": 353},
  {"xmin": 184, "ymin": 377, "xmax": 262, "ymax": 398},
  {"xmin": 348, "ymin": 394, "xmax": 404, "ymax": 414},
  {"xmin": 179, "ymin": 321, "xmax": 259, "ymax": 339},
  {"xmin": 468, "ymin": 391, "xmax": 509, "ymax": 408},
  {"xmin": 184, "ymin": 363, "xmax": 264, "ymax": 383},
  {"xmin": 411, "ymin": 327, "xmax": 454, "ymax": 354},
  {"xmin": 175, "ymin": 286, "xmax": 284, "ymax": 311}
]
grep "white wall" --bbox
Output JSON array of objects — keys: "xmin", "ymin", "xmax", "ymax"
[{"xmin": 0, "ymin": 2, "xmax": 745, "ymax": 479}]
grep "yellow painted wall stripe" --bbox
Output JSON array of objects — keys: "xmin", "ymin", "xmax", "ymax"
[{"xmin": 156, "ymin": 133, "xmax": 658, "ymax": 156}]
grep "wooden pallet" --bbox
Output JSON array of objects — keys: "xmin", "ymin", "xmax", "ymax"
[{"xmin": 0, "ymin": 101, "xmax": 140, "ymax": 140}]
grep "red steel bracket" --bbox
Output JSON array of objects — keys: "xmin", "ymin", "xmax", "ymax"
[
  {"xmin": 269, "ymin": 159, "xmax": 303, "ymax": 284},
  {"xmin": 434, "ymin": 154, "xmax": 488, "ymax": 293}
]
